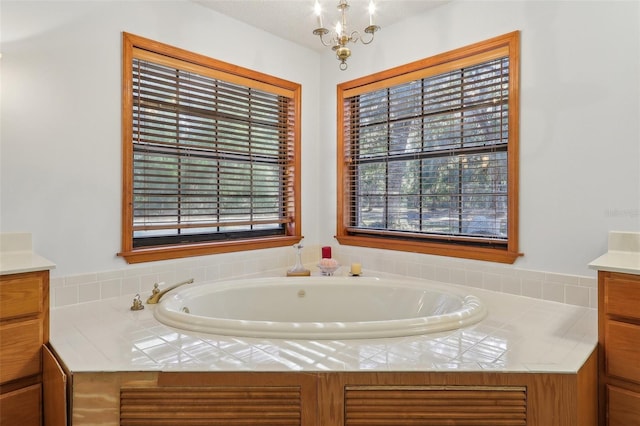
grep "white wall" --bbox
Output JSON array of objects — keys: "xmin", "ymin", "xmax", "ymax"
[
  {"xmin": 0, "ymin": 0, "xmax": 322, "ymax": 276},
  {"xmin": 1, "ymin": 0, "xmax": 638, "ymax": 280},
  {"xmin": 317, "ymin": 0, "xmax": 640, "ymax": 276}
]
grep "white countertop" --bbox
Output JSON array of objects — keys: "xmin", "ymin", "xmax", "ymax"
[
  {"xmin": 588, "ymin": 231, "xmax": 640, "ymax": 275},
  {"xmin": 589, "ymin": 251, "xmax": 640, "ymax": 275},
  {"xmin": 0, "ymin": 232, "xmax": 55, "ymax": 275},
  {"xmin": 49, "ymin": 280, "xmax": 597, "ymax": 374},
  {"xmin": 0, "ymin": 250, "xmax": 56, "ymax": 275}
]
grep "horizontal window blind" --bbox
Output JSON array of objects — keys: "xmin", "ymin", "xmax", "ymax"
[
  {"xmin": 130, "ymin": 56, "xmax": 296, "ymax": 248},
  {"xmin": 343, "ymin": 56, "xmax": 510, "ymax": 245}
]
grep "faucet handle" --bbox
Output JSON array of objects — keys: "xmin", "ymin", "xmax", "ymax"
[{"xmin": 130, "ymin": 294, "xmax": 145, "ymax": 311}]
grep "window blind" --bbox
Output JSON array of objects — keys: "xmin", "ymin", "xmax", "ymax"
[
  {"xmin": 343, "ymin": 56, "xmax": 510, "ymax": 246},
  {"xmin": 131, "ymin": 57, "xmax": 296, "ymax": 248}
]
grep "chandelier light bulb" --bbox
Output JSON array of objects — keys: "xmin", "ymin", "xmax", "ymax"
[
  {"xmin": 314, "ymin": 0, "xmax": 323, "ymax": 28},
  {"xmin": 368, "ymin": 1, "xmax": 375, "ymax": 25}
]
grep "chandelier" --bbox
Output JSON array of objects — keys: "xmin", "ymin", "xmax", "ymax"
[{"xmin": 312, "ymin": 0, "xmax": 381, "ymax": 70}]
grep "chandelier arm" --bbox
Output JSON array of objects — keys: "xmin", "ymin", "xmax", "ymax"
[
  {"xmin": 313, "ymin": 28, "xmax": 333, "ymax": 47},
  {"xmin": 319, "ymin": 34, "xmax": 333, "ymax": 47},
  {"xmin": 360, "ymin": 33, "xmax": 375, "ymax": 45},
  {"xmin": 360, "ymin": 25, "xmax": 380, "ymax": 45}
]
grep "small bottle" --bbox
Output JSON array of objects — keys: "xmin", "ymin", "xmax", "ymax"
[{"xmin": 287, "ymin": 243, "xmax": 311, "ymax": 276}]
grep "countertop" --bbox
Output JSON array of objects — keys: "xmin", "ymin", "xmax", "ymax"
[
  {"xmin": 49, "ymin": 277, "xmax": 597, "ymax": 374},
  {"xmin": 0, "ymin": 250, "xmax": 56, "ymax": 275},
  {"xmin": 588, "ymin": 231, "xmax": 640, "ymax": 275},
  {"xmin": 588, "ymin": 251, "xmax": 640, "ymax": 275},
  {"xmin": 0, "ymin": 232, "xmax": 55, "ymax": 275}
]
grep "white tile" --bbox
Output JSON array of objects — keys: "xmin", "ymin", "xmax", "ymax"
[
  {"xmin": 121, "ymin": 276, "xmax": 141, "ymax": 296},
  {"xmin": 101, "ymin": 279, "xmax": 122, "ymax": 299},
  {"xmin": 450, "ymin": 268, "xmax": 466, "ymax": 285},
  {"xmin": 515, "ymin": 268, "xmax": 546, "ymax": 281},
  {"xmin": 406, "ymin": 261, "xmax": 421, "ymax": 278},
  {"xmin": 590, "ymin": 287, "xmax": 598, "ymax": 309},
  {"xmin": 98, "ymin": 269, "xmax": 124, "ymax": 281},
  {"xmin": 66, "ymin": 273, "xmax": 98, "ymax": 286},
  {"xmin": 157, "ymin": 271, "xmax": 178, "ymax": 286},
  {"xmin": 465, "ymin": 270, "xmax": 484, "ymax": 289},
  {"xmin": 578, "ymin": 276, "xmax": 596, "ymax": 288},
  {"xmin": 542, "ymin": 281, "xmax": 564, "ymax": 303},
  {"xmin": 565, "ymin": 285, "xmax": 590, "ymax": 307},
  {"xmin": 483, "ymin": 273, "xmax": 502, "ymax": 292},
  {"xmin": 545, "ymin": 272, "xmax": 579, "ymax": 285},
  {"xmin": 435, "ymin": 266, "xmax": 451, "ymax": 283},
  {"xmin": 54, "ymin": 286, "xmax": 78, "ymax": 307},
  {"xmin": 50, "ymin": 276, "xmax": 65, "ymax": 289},
  {"xmin": 420, "ymin": 264, "xmax": 436, "ymax": 280},
  {"xmin": 124, "ymin": 265, "xmax": 153, "ymax": 277},
  {"xmin": 501, "ymin": 275, "xmax": 522, "ymax": 295},
  {"xmin": 521, "ymin": 279, "xmax": 542, "ymax": 299}
]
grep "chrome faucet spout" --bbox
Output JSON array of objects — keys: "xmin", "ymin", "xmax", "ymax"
[{"xmin": 146, "ymin": 278, "xmax": 194, "ymax": 304}]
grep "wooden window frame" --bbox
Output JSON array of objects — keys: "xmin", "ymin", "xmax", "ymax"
[
  {"xmin": 119, "ymin": 33, "xmax": 302, "ymax": 264},
  {"xmin": 336, "ymin": 32, "xmax": 521, "ymax": 264}
]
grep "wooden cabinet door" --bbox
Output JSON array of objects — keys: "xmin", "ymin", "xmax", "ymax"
[
  {"xmin": 0, "ymin": 272, "xmax": 45, "ymax": 321},
  {"xmin": 604, "ymin": 274, "xmax": 640, "ymax": 321},
  {"xmin": 0, "ymin": 319, "xmax": 43, "ymax": 384},
  {"xmin": 606, "ymin": 320, "xmax": 640, "ymax": 384},
  {"xmin": 608, "ymin": 385, "xmax": 640, "ymax": 426},
  {"xmin": 0, "ymin": 384, "xmax": 42, "ymax": 426},
  {"xmin": 43, "ymin": 345, "xmax": 67, "ymax": 426}
]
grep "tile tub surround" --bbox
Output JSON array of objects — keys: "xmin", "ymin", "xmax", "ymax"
[
  {"xmin": 49, "ymin": 275, "xmax": 597, "ymax": 374},
  {"xmin": 49, "ymin": 244, "xmax": 598, "ymax": 309}
]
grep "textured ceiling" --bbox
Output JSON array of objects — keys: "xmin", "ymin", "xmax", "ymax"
[{"xmin": 194, "ymin": 0, "xmax": 447, "ymax": 51}]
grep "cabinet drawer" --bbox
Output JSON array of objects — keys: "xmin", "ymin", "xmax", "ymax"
[
  {"xmin": 0, "ymin": 319, "xmax": 43, "ymax": 384},
  {"xmin": 605, "ymin": 274, "xmax": 640, "ymax": 321},
  {"xmin": 0, "ymin": 383, "xmax": 42, "ymax": 426},
  {"xmin": 0, "ymin": 272, "xmax": 45, "ymax": 321},
  {"xmin": 607, "ymin": 385, "xmax": 640, "ymax": 426},
  {"xmin": 606, "ymin": 320, "xmax": 640, "ymax": 384}
]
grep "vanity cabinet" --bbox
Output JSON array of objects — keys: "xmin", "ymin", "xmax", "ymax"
[
  {"xmin": 0, "ymin": 270, "xmax": 49, "ymax": 426},
  {"xmin": 598, "ymin": 271, "xmax": 640, "ymax": 426}
]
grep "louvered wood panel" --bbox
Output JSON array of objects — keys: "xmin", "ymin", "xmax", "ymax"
[
  {"xmin": 345, "ymin": 385, "xmax": 526, "ymax": 426},
  {"xmin": 120, "ymin": 386, "xmax": 302, "ymax": 425}
]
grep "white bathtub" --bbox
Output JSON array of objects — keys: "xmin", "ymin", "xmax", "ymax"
[{"xmin": 153, "ymin": 276, "xmax": 487, "ymax": 339}]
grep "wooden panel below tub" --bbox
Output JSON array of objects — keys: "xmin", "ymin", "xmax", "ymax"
[
  {"xmin": 64, "ymin": 349, "xmax": 597, "ymax": 426},
  {"xmin": 343, "ymin": 385, "xmax": 527, "ymax": 425},
  {"xmin": 317, "ymin": 350, "xmax": 597, "ymax": 426},
  {"xmin": 121, "ymin": 386, "xmax": 303, "ymax": 425}
]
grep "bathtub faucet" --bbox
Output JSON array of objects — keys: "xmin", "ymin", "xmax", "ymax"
[{"xmin": 146, "ymin": 278, "xmax": 194, "ymax": 304}]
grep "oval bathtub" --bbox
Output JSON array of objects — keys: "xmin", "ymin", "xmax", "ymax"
[{"xmin": 153, "ymin": 276, "xmax": 487, "ymax": 339}]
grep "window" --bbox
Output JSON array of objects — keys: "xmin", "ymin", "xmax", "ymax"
[
  {"xmin": 119, "ymin": 33, "xmax": 301, "ymax": 264},
  {"xmin": 336, "ymin": 32, "xmax": 521, "ymax": 263}
]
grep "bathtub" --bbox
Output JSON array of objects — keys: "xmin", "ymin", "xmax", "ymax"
[{"xmin": 153, "ymin": 276, "xmax": 487, "ymax": 339}]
